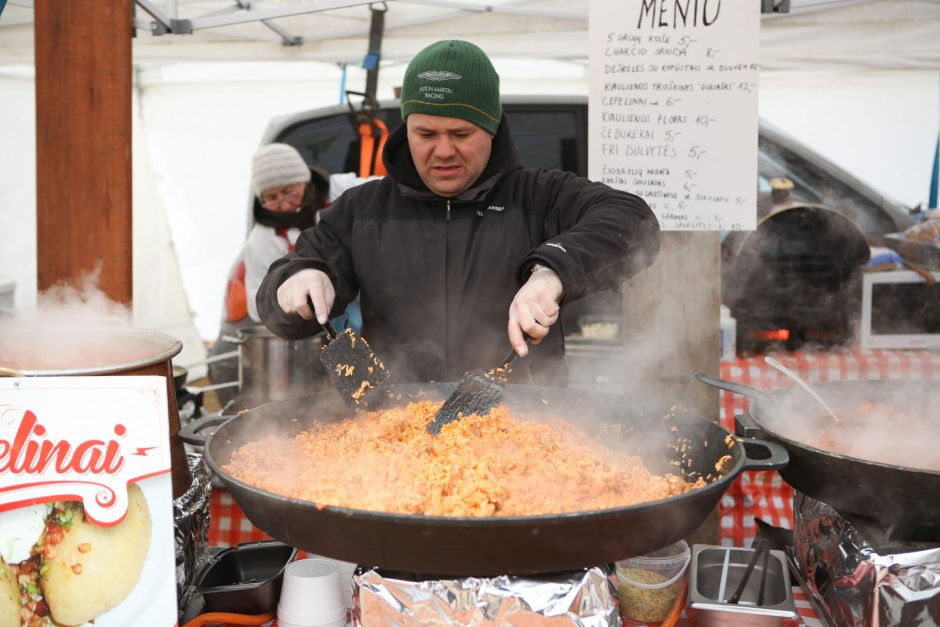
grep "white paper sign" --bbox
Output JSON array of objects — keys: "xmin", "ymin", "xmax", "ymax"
[
  {"xmin": 0, "ymin": 377, "xmax": 176, "ymax": 626},
  {"xmin": 589, "ymin": 0, "xmax": 760, "ymax": 231}
]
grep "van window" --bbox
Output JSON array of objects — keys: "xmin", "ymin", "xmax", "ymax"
[
  {"xmin": 503, "ymin": 104, "xmax": 587, "ymax": 175},
  {"xmin": 757, "ymin": 135, "xmax": 896, "ymax": 239},
  {"xmin": 277, "ymin": 108, "xmax": 404, "ymax": 175},
  {"xmin": 277, "ymin": 104, "xmax": 587, "ymax": 176}
]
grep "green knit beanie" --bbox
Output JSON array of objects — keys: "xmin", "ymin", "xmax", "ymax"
[{"xmin": 400, "ymin": 40, "xmax": 502, "ymax": 135}]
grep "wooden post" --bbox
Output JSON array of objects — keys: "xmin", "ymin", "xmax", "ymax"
[
  {"xmin": 34, "ymin": 0, "xmax": 133, "ymax": 302},
  {"xmin": 34, "ymin": 2, "xmax": 192, "ymax": 498},
  {"xmin": 622, "ymin": 231, "xmax": 722, "ymax": 544}
]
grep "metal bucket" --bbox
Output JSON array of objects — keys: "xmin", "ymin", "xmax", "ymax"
[
  {"xmin": 0, "ymin": 326, "xmax": 192, "ymax": 498},
  {"xmin": 232, "ymin": 325, "xmax": 329, "ymax": 404}
]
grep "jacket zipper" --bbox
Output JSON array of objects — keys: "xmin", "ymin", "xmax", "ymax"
[{"xmin": 443, "ymin": 198, "xmax": 450, "ymax": 376}]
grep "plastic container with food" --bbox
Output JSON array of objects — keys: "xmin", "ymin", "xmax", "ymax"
[{"xmin": 615, "ymin": 539, "xmax": 691, "ymax": 622}]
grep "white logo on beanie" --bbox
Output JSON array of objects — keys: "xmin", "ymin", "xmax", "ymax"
[{"xmin": 417, "ymin": 70, "xmax": 462, "ymax": 81}]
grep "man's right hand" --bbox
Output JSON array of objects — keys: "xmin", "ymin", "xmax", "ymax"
[{"xmin": 276, "ymin": 268, "xmax": 335, "ymax": 324}]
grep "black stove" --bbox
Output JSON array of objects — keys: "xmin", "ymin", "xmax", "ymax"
[{"xmin": 722, "ymin": 204, "xmax": 870, "ymax": 354}]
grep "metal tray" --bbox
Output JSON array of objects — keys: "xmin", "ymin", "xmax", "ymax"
[{"xmin": 689, "ymin": 544, "xmax": 797, "ymax": 626}]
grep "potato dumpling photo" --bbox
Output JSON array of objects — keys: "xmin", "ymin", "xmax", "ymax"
[
  {"xmin": 42, "ymin": 483, "xmax": 152, "ymax": 625},
  {"xmin": 0, "ymin": 557, "xmax": 19, "ymax": 627}
]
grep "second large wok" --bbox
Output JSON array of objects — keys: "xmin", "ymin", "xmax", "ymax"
[
  {"xmin": 182, "ymin": 383, "xmax": 786, "ymax": 575},
  {"xmin": 697, "ymin": 374, "xmax": 940, "ymax": 529}
]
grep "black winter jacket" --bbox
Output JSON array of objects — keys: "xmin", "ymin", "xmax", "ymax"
[{"xmin": 257, "ymin": 116, "xmax": 660, "ymax": 384}]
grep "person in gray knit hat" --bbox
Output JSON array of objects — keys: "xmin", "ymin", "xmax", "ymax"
[
  {"xmin": 241, "ymin": 143, "xmax": 375, "ymax": 323},
  {"xmin": 251, "ymin": 143, "xmax": 313, "ymax": 200},
  {"xmin": 206, "ymin": 142, "xmax": 375, "ymax": 401},
  {"xmin": 243, "ymin": 143, "xmax": 322, "ymax": 323},
  {"xmin": 256, "ymin": 39, "xmax": 661, "ymax": 388}
]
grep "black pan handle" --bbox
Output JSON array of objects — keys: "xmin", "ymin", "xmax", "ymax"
[
  {"xmin": 178, "ymin": 415, "xmax": 233, "ymax": 446},
  {"xmin": 501, "ymin": 335, "xmax": 532, "ymax": 370},
  {"xmin": 695, "ymin": 372, "xmax": 773, "ymax": 404},
  {"xmin": 736, "ymin": 438, "xmax": 789, "ymax": 472},
  {"xmin": 734, "ymin": 412, "xmax": 766, "ymax": 439},
  {"xmin": 308, "ymin": 295, "xmax": 339, "ymax": 341}
]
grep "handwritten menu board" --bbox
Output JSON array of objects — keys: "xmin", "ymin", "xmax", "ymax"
[{"xmin": 588, "ymin": 0, "xmax": 760, "ymax": 231}]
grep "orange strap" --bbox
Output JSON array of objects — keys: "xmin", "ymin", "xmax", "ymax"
[
  {"xmin": 224, "ymin": 261, "xmax": 248, "ymax": 323},
  {"xmin": 182, "ymin": 611, "xmax": 275, "ymax": 627},
  {"xmin": 358, "ymin": 122, "xmax": 374, "ymax": 179},
  {"xmin": 357, "ymin": 119, "xmax": 389, "ymax": 178},
  {"xmin": 372, "ymin": 118, "xmax": 388, "ymax": 177}
]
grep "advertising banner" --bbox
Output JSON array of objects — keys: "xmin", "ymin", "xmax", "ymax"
[{"xmin": 0, "ymin": 376, "xmax": 176, "ymax": 626}]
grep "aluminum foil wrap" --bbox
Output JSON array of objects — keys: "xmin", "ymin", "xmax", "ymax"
[
  {"xmin": 353, "ymin": 566, "xmax": 620, "ymax": 626},
  {"xmin": 174, "ymin": 453, "xmax": 212, "ymax": 613},
  {"xmin": 793, "ymin": 493, "xmax": 940, "ymax": 626}
]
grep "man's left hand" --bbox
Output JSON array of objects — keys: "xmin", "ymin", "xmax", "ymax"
[{"xmin": 508, "ymin": 266, "xmax": 564, "ymax": 356}]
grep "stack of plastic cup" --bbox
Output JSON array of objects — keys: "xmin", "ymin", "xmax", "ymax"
[
  {"xmin": 309, "ymin": 555, "xmax": 357, "ymax": 611},
  {"xmin": 333, "ymin": 559, "xmax": 357, "ymax": 611},
  {"xmin": 277, "ymin": 559, "xmax": 347, "ymax": 627}
]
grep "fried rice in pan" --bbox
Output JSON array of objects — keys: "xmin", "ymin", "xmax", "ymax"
[{"xmin": 225, "ymin": 400, "xmax": 704, "ymax": 517}]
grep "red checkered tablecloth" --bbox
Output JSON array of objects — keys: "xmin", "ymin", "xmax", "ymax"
[
  {"xmin": 209, "ymin": 488, "xmax": 272, "ymax": 546},
  {"xmin": 206, "ymin": 348, "xmax": 940, "ymax": 626}
]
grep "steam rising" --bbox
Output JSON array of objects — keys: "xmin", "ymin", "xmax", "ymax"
[
  {"xmin": 756, "ymin": 376, "xmax": 940, "ymax": 472},
  {"xmin": 0, "ymin": 268, "xmax": 176, "ymax": 371},
  {"xmin": 2, "ymin": 265, "xmax": 130, "ymax": 327}
]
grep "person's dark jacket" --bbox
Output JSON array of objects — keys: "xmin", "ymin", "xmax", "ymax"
[{"xmin": 256, "ymin": 116, "xmax": 660, "ymax": 384}]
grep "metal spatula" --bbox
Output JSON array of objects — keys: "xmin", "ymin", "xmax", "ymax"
[
  {"xmin": 426, "ymin": 340, "xmax": 528, "ymax": 435},
  {"xmin": 319, "ymin": 318, "xmax": 390, "ymax": 409}
]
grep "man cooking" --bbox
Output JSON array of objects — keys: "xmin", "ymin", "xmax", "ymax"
[{"xmin": 256, "ymin": 39, "xmax": 660, "ymax": 385}]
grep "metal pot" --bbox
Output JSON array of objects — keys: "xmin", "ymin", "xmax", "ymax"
[
  {"xmin": 226, "ymin": 325, "xmax": 330, "ymax": 405},
  {"xmin": 696, "ymin": 374, "xmax": 940, "ymax": 528},
  {"xmin": 180, "ymin": 382, "xmax": 788, "ymax": 575},
  {"xmin": 0, "ymin": 326, "xmax": 192, "ymax": 498}
]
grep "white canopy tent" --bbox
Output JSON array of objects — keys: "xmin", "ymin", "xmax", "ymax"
[
  {"xmin": 1, "ymin": 0, "xmax": 937, "ymax": 68},
  {"xmin": 0, "ymin": 0, "xmax": 938, "ymax": 372}
]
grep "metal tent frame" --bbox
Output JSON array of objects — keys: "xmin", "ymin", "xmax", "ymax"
[{"xmin": 1, "ymin": 0, "xmax": 813, "ymax": 66}]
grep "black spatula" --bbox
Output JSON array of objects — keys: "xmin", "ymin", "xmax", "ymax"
[
  {"xmin": 426, "ymin": 340, "xmax": 528, "ymax": 435},
  {"xmin": 319, "ymin": 318, "xmax": 390, "ymax": 409}
]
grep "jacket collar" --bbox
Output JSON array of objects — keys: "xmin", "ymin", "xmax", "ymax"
[{"xmin": 382, "ymin": 114, "xmax": 524, "ymax": 203}]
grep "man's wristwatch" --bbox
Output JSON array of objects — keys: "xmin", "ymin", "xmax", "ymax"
[{"xmin": 528, "ymin": 263, "xmax": 564, "ymax": 300}]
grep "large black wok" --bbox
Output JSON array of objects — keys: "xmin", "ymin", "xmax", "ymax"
[
  {"xmin": 697, "ymin": 374, "xmax": 940, "ymax": 530},
  {"xmin": 182, "ymin": 383, "xmax": 786, "ymax": 575}
]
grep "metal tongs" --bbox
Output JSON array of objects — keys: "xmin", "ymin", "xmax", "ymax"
[
  {"xmin": 727, "ymin": 537, "xmax": 771, "ymax": 606},
  {"xmin": 319, "ymin": 318, "xmax": 390, "ymax": 409},
  {"xmin": 426, "ymin": 340, "xmax": 529, "ymax": 435}
]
